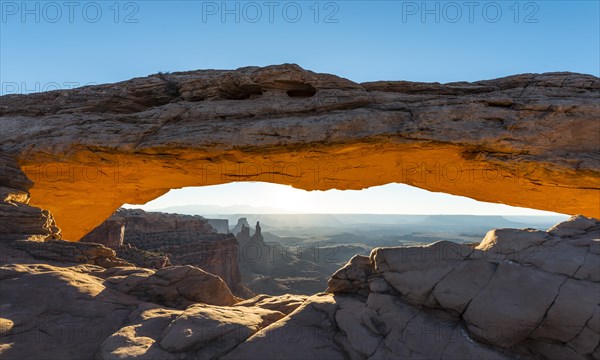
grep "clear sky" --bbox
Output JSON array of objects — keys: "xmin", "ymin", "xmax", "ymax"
[{"xmin": 2, "ymin": 0, "xmax": 598, "ymax": 215}]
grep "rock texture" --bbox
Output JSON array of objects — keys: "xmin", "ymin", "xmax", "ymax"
[
  {"xmin": 115, "ymin": 244, "xmax": 172, "ymax": 269},
  {"xmin": 0, "ymin": 65, "xmax": 598, "ymax": 240},
  {"xmin": 12, "ymin": 239, "xmax": 133, "ymax": 269},
  {"xmin": 101, "ymin": 265, "xmax": 237, "ymax": 308},
  {"xmin": 0, "ymin": 259, "xmax": 284, "ymax": 360},
  {"xmin": 327, "ymin": 254, "xmax": 373, "ymax": 295},
  {"xmin": 0, "ymin": 216, "xmax": 598, "ymax": 359}
]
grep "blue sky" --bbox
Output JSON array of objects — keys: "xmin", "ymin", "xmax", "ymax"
[{"xmin": 2, "ymin": 0, "xmax": 598, "ymax": 214}]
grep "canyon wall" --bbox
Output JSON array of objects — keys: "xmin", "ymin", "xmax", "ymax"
[
  {"xmin": 81, "ymin": 208, "xmax": 246, "ymax": 296},
  {"xmin": 79, "ymin": 216, "xmax": 125, "ymax": 249},
  {"xmin": 0, "ymin": 64, "xmax": 598, "ymax": 240}
]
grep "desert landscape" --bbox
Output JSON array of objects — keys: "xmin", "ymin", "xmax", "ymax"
[
  {"xmin": 0, "ymin": 64, "xmax": 598, "ymax": 359},
  {"xmin": 1, "ymin": 1, "xmax": 599, "ymax": 358}
]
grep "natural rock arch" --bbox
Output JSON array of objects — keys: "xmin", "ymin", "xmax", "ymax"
[{"xmin": 1, "ymin": 64, "xmax": 598, "ymax": 240}]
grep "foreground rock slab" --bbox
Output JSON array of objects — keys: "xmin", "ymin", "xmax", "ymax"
[
  {"xmin": 102, "ymin": 265, "xmax": 237, "ymax": 308},
  {"xmin": 1, "ymin": 216, "xmax": 598, "ymax": 359}
]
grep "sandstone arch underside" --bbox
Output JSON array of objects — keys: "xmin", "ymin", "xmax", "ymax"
[{"xmin": 0, "ymin": 64, "xmax": 598, "ymax": 241}]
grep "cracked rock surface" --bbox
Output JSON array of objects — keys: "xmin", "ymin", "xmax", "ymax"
[
  {"xmin": 101, "ymin": 265, "xmax": 237, "ymax": 308},
  {"xmin": 1, "ymin": 216, "xmax": 598, "ymax": 359}
]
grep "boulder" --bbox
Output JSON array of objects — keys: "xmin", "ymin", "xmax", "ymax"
[
  {"xmin": 104, "ymin": 265, "xmax": 237, "ymax": 308},
  {"xmin": 327, "ymin": 254, "xmax": 372, "ymax": 295}
]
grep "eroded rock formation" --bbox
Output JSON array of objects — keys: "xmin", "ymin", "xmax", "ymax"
[
  {"xmin": 234, "ymin": 218, "xmax": 252, "ymax": 242},
  {"xmin": 252, "ymin": 221, "xmax": 263, "ymax": 243},
  {"xmin": 236, "ymin": 220, "xmax": 265, "ymax": 246},
  {"xmin": 0, "ymin": 65, "xmax": 598, "ymax": 240}
]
